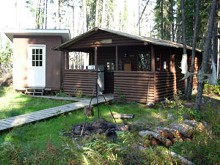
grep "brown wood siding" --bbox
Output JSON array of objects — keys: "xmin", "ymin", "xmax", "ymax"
[
  {"xmin": 155, "ymin": 72, "xmax": 175, "ymax": 101},
  {"xmin": 114, "ymin": 71, "xmax": 155, "ymax": 103},
  {"xmin": 68, "ymin": 30, "xmax": 143, "ymax": 50},
  {"xmin": 114, "ymin": 71, "xmax": 178, "ymax": 103},
  {"xmin": 63, "ymin": 70, "xmax": 97, "ymax": 96},
  {"xmin": 13, "ymin": 36, "xmax": 63, "ymax": 90}
]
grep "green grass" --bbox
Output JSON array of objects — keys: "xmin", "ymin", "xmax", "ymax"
[
  {"xmin": 0, "ymin": 86, "xmax": 220, "ymax": 164},
  {"xmin": 0, "ymin": 102, "xmax": 180, "ymax": 164},
  {"xmin": 0, "ymin": 86, "xmax": 73, "ymax": 119}
]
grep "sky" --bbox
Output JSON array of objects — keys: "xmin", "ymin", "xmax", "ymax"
[
  {"xmin": 0, "ymin": 0, "xmax": 33, "ymax": 30},
  {"xmin": 0, "ymin": 0, "xmax": 156, "ymax": 42},
  {"xmin": 0, "ymin": 1, "xmax": 16, "ymax": 30}
]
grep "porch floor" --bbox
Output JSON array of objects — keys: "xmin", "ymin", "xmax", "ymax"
[{"xmin": 0, "ymin": 94, "xmax": 114, "ymax": 132}]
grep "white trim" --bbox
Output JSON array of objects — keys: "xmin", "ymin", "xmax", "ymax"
[
  {"xmin": 27, "ymin": 44, "xmax": 46, "ymax": 87},
  {"xmin": 4, "ymin": 29, "xmax": 70, "ymax": 42}
]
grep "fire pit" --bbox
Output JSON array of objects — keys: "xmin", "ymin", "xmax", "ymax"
[{"xmin": 64, "ymin": 119, "xmax": 131, "ymax": 141}]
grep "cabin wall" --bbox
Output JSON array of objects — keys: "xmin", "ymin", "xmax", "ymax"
[
  {"xmin": 63, "ymin": 70, "xmax": 97, "ymax": 96},
  {"xmin": 114, "ymin": 71, "xmax": 155, "ymax": 103},
  {"xmin": 13, "ymin": 36, "xmax": 63, "ymax": 90},
  {"xmin": 153, "ymin": 46, "xmax": 202, "ymax": 94}
]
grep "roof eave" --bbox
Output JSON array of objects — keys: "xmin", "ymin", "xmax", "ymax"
[{"xmin": 4, "ymin": 29, "xmax": 71, "ymax": 42}]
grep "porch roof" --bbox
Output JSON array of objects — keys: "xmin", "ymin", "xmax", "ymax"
[{"xmin": 54, "ymin": 27, "xmax": 202, "ymax": 52}]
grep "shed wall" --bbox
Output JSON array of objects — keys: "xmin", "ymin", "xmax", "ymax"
[{"xmin": 13, "ymin": 36, "xmax": 64, "ymax": 90}]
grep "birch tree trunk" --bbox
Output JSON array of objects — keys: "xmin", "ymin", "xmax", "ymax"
[
  {"xmin": 83, "ymin": 0, "xmax": 87, "ymax": 32},
  {"xmin": 186, "ymin": 0, "xmax": 200, "ymax": 100},
  {"xmin": 101, "ymin": 0, "xmax": 106, "ymax": 28},
  {"xmin": 44, "ymin": 0, "xmax": 48, "ymax": 29},
  {"xmin": 181, "ymin": 0, "xmax": 188, "ymax": 96},
  {"xmin": 95, "ymin": 0, "xmax": 100, "ymax": 27},
  {"xmin": 56, "ymin": 0, "xmax": 61, "ymax": 29},
  {"xmin": 194, "ymin": 0, "xmax": 217, "ymax": 110}
]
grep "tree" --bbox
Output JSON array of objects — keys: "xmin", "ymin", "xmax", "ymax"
[
  {"xmin": 26, "ymin": 0, "xmax": 48, "ymax": 29},
  {"xmin": 86, "ymin": 0, "xmax": 96, "ymax": 29},
  {"xmin": 83, "ymin": 0, "xmax": 87, "ymax": 32},
  {"xmin": 56, "ymin": 0, "xmax": 61, "ymax": 29},
  {"xmin": 0, "ymin": 42, "xmax": 13, "ymax": 64},
  {"xmin": 95, "ymin": 0, "xmax": 100, "ymax": 27},
  {"xmin": 186, "ymin": 0, "xmax": 201, "ymax": 100},
  {"xmin": 181, "ymin": 0, "xmax": 187, "ymax": 55},
  {"xmin": 180, "ymin": 0, "xmax": 188, "ymax": 97},
  {"xmin": 153, "ymin": 0, "xmax": 176, "ymax": 40},
  {"xmin": 101, "ymin": 0, "xmax": 106, "ymax": 27},
  {"xmin": 194, "ymin": 0, "xmax": 217, "ymax": 110},
  {"xmin": 0, "ymin": 41, "xmax": 13, "ymax": 76}
]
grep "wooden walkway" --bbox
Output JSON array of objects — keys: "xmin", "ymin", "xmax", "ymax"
[{"xmin": 0, "ymin": 95, "xmax": 113, "ymax": 131}]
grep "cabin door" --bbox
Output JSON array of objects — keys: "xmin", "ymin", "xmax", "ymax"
[{"xmin": 28, "ymin": 45, "xmax": 46, "ymax": 87}]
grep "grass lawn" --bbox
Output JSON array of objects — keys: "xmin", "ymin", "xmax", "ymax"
[
  {"xmin": 0, "ymin": 86, "xmax": 73, "ymax": 120},
  {"xmin": 0, "ymin": 85, "xmax": 220, "ymax": 164},
  {"xmin": 0, "ymin": 103, "xmax": 171, "ymax": 164}
]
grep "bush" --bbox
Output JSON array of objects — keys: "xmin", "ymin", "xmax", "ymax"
[
  {"xmin": 204, "ymin": 83, "xmax": 220, "ymax": 96},
  {"xmin": 171, "ymin": 133, "xmax": 220, "ymax": 164}
]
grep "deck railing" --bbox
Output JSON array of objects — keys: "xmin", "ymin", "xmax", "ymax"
[
  {"xmin": 63, "ymin": 70, "xmax": 188, "ymax": 103},
  {"xmin": 63, "ymin": 69, "xmax": 97, "ymax": 96},
  {"xmin": 114, "ymin": 71, "xmax": 155, "ymax": 103}
]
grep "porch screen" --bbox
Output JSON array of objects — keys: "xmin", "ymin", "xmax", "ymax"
[{"xmin": 138, "ymin": 53, "xmax": 151, "ymax": 71}]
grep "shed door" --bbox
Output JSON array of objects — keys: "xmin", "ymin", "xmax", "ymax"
[{"xmin": 28, "ymin": 45, "xmax": 46, "ymax": 87}]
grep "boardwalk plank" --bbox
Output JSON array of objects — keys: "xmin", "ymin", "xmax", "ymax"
[{"xmin": 0, "ymin": 95, "xmax": 113, "ymax": 131}]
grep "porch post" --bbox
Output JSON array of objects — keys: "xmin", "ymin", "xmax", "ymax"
[
  {"xmin": 94, "ymin": 46, "xmax": 98, "ymax": 70},
  {"xmin": 151, "ymin": 45, "xmax": 155, "ymax": 72},
  {"xmin": 151, "ymin": 45, "xmax": 156, "ymax": 102},
  {"xmin": 64, "ymin": 52, "xmax": 69, "ymax": 69},
  {"xmin": 115, "ymin": 46, "xmax": 118, "ymax": 71}
]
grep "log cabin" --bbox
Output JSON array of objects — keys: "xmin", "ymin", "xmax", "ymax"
[{"xmin": 54, "ymin": 27, "xmax": 202, "ymax": 104}]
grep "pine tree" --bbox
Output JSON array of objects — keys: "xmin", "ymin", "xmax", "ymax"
[{"xmin": 194, "ymin": 0, "xmax": 217, "ymax": 110}]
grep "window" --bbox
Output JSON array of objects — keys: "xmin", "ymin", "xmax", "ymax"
[
  {"xmin": 31, "ymin": 48, "xmax": 43, "ymax": 67},
  {"xmin": 138, "ymin": 53, "xmax": 151, "ymax": 71},
  {"xmin": 107, "ymin": 60, "xmax": 115, "ymax": 71}
]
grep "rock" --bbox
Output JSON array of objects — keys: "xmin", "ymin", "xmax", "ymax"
[
  {"xmin": 146, "ymin": 102, "xmax": 155, "ymax": 108},
  {"xmin": 73, "ymin": 125, "xmax": 82, "ymax": 135}
]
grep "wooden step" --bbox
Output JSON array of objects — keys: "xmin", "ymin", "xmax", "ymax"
[{"xmin": 25, "ymin": 88, "xmax": 45, "ymax": 96}]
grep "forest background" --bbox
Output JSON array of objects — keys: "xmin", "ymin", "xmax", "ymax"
[{"xmin": 0, "ymin": 0, "xmax": 219, "ymax": 109}]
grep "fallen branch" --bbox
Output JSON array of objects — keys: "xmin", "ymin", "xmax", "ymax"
[
  {"xmin": 166, "ymin": 150, "xmax": 195, "ymax": 165},
  {"xmin": 112, "ymin": 113, "xmax": 134, "ymax": 119}
]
